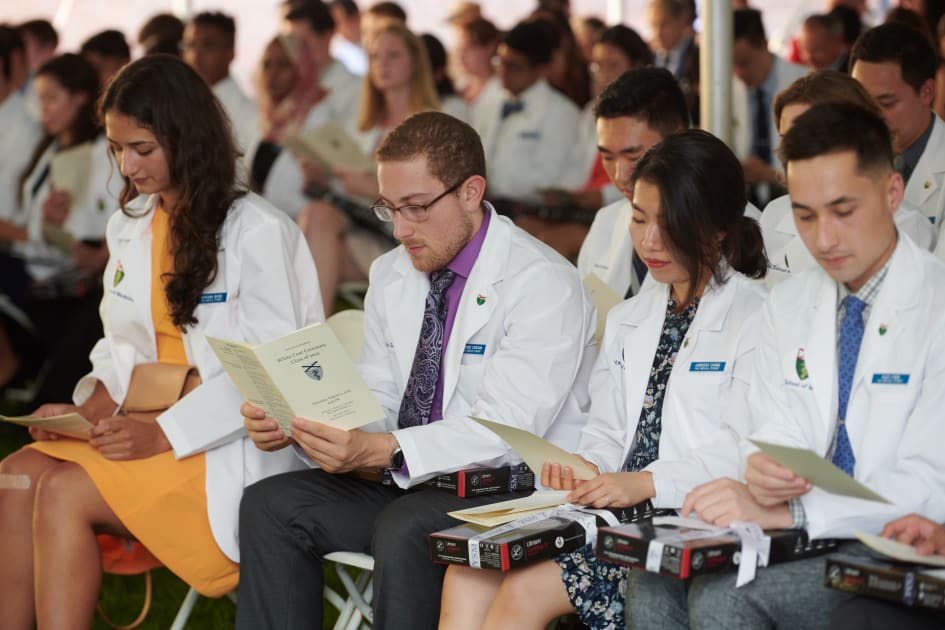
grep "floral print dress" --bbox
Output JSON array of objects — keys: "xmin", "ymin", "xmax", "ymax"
[{"xmin": 555, "ymin": 296, "xmax": 700, "ymax": 630}]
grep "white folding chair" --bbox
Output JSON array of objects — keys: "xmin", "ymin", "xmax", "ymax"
[
  {"xmin": 323, "ymin": 552, "xmax": 376, "ymax": 630},
  {"xmin": 169, "ymin": 588, "xmax": 237, "ymax": 630}
]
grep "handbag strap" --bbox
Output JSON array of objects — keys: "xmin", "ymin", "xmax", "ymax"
[{"xmin": 95, "ymin": 570, "xmax": 153, "ymax": 630}]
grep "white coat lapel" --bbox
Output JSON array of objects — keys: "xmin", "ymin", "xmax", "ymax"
[
  {"xmin": 621, "ymin": 285, "xmax": 668, "ymax": 433},
  {"xmin": 850, "ymin": 240, "xmax": 920, "ymax": 394},
  {"xmin": 108, "ymin": 197, "xmax": 157, "ymax": 349},
  {"xmin": 804, "ymin": 274, "xmax": 838, "ymax": 432},
  {"xmin": 385, "ymin": 250, "xmax": 428, "ymax": 386},
  {"xmin": 674, "ymin": 274, "xmax": 732, "ymax": 369},
  {"xmin": 905, "ymin": 118, "xmax": 945, "ymax": 212},
  {"xmin": 440, "ymin": 210, "xmax": 506, "ymax": 408}
]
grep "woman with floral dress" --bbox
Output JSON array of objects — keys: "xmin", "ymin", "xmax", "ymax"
[{"xmin": 438, "ymin": 130, "xmax": 769, "ymax": 630}]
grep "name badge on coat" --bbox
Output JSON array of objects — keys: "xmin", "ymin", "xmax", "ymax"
[
  {"xmin": 689, "ymin": 361, "xmax": 726, "ymax": 372},
  {"xmin": 199, "ymin": 292, "xmax": 227, "ymax": 304},
  {"xmin": 871, "ymin": 373, "xmax": 909, "ymax": 385}
]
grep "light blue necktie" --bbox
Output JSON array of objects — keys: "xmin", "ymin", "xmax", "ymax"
[
  {"xmin": 833, "ymin": 295, "xmax": 866, "ymax": 475},
  {"xmin": 397, "ymin": 269, "xmax": 455, "ymax": 428}
]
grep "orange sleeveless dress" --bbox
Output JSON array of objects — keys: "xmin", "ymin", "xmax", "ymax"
[{"xmin": 29, "ymin": 208, "xmax": 240, "ymax": 596}]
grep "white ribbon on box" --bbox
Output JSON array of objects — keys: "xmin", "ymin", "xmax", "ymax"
[
  {"xmin": 648, "ymin": 516, "xmax": 773, "ymax": 586},
  {"xmin": 465, "ymin": 505, "xmax": 605, "ymax": 569}
]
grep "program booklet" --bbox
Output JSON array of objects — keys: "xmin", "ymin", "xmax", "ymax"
[
  {"xmin": 283, "ymin": 121, "xmax": 375, "ymax": 173},
  {"xmin": 0, "ymin": 412, "xmax": 93, "ymax": 440},
  {"xmin": 206, "ymin": 319, "xmax": 384, "ymax": 438}
]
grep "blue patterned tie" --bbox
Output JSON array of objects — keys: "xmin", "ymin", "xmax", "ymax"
[
  {"xmin": 398, "ymin": 269, "xmax": 456, "ymax": 428},
  {"xmin": 751, "ymin": 86, "xmax": 772, "ymax": 165},
  {"xmin": 833, "ymin": 295, "xmax": 866, "ymax": 475}
]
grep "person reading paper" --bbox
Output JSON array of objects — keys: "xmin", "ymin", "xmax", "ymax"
[
  {"xmin": 0, "ymin": 55, "xmax": 322, "ymax": 630},
  {"xmin": 438, "ymin": 130, "xmax": 769, "ymax": 630},
  {"xmin": 236, "ymin": 111, "xmax": 596, "ymax": 630},
  {"xmin": 628, "ymin": 104, "xmax": 945, "ymax": 630}
]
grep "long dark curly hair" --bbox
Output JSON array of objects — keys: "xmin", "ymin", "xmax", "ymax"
[{"xmin": 100, "ymin": 54, "xmax": 245, "ymax": 329}]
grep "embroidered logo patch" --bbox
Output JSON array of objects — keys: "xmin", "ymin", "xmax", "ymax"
[
  {"xmin": 112, "ymin": 261, "xmax": 125, "ymax": 287},
  {"xmin": 476, "ymin": 294, "xmax": 486, "ymax": 305},
  {"xmin": 795, "ymin": 348, "xmax": 809, "ymax": 380}
]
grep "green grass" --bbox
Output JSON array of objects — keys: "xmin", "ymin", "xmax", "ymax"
[{"xmin": 0, "ymin": 423, "xmax": 348, "ymax": 629}]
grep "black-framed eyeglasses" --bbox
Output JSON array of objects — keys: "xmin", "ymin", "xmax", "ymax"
[{"xmin": 371, "ymin": 179, "xmax": 466, "ymax": 223}]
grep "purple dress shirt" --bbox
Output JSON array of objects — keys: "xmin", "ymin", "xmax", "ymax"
[{"xmin": 429, "ymin": 210, "xmax": 491, "ymax": 422}]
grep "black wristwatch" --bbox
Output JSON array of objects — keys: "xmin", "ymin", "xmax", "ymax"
[{"xmin": 389, "ymin": 446, "xmax": 404, "ymax": 469}]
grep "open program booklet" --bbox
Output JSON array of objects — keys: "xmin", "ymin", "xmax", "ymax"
[
  {"xmin": 207, "ymin": 313, "xmax": 384, "ymax": 438},
  {"xmin": 0, "ymin": 412, "xmax": 93, "ymax": 440}
]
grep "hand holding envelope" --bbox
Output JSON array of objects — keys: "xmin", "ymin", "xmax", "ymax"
[
  {"xmin": 749, "ymin": 440, "xmax": 889, "ymax": 503},
  {"xmin": 470, "ymin": 417, "xmax": 598, "ymax": 483}
]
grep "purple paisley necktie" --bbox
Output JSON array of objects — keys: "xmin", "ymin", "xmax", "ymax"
[{"xmin": 398, "ymin": 269, "xmax": 456, "ymax": 428}]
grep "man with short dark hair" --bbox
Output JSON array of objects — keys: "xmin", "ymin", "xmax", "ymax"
[
  {"xmin": 578, "ymin": 67, "xmax": 759, "ymax": 299},
  {"xmin": 850, "ymin": 22, "xmax": 945, "ymax": 230},
  {"xmin": 648, "ymin": 0, "xmax": 699, "ymax": 124},
  {"xmin": 731, "ymin": 8, "xmax": 808, "ymax": 206},
  {"xmin": 80, "ymin": 29, "xmax": 130, "ymax": 88},
  {"xmin": 476, "ymin": 20, "xmax": 584, "ymax": 205},
  {"xmin": 577, "ymin": 67, "xmax": 689, "ymax": 299},
  {"xmin": 626, "ymin": 103, "xmax": 945, "ymax": 630},
  {"xmin": 328, "ymin": 0, "xmax": 366, "ymax": 75},
  {"xmin": 235, "ymin": 111, "xmax": 596, "ymax": 630},
  {"xmin": 283, "ymin": 1, "xmax": 360, "ymax": 129},
  {"xmin": 183, "ymin": 11, "xmax": 258, "ymax": 154},
  {"xmin": 799, "ymin": 13, "xmax": 849, "ymax": 71}
]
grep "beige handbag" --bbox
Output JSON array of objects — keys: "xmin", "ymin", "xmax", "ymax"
[{"xmin": 120, "ymin": 362, "xmax": 202, "ymax": 421}]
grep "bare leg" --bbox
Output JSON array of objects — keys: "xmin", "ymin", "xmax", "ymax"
[
  {"xmin": 33, "ymin": 462, "xmax": 133, "ymax": 630},
  {"xmin": 0, "ymin": 448, "xmax": 65, "ymax": 630},
  {"xmin": 482, "ymin": 559, "xmax": 574, "ymax": 630},
  {"xmin": 297, "ymin": 200, "xmax": 347, "ymax": 313},
  {"xmin": 439, "ymin": 565, "xmax": 505, "ymax": 630}
]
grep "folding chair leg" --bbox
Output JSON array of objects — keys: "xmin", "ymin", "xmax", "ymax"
[{"xmin": 169, "ymin": 587, "xmax": 200, "ymax": 630}]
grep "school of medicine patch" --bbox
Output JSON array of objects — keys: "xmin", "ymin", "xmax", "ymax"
[
  {"xmin": 112, "ymin": 261, "xmax": 125, "ymax": 287},
  {"xmin": 795, "ymin": 348, "xmax": 809, "ymax": 380}
]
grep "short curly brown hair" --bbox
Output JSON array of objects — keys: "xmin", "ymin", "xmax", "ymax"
[{"xmin": 375, "ymin": 111, "xmax": 486, "ymax": 187}]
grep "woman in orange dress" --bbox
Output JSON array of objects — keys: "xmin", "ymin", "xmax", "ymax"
[{"xmin": 0, "ymin": 55, "xmax": 323, "ymax": 629}]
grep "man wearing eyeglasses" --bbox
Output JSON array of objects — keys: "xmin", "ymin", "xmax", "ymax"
[
  {"xmin": 235, "ymin": 111, "xmax": 597, "ymax": 630},
  {"xmin": 474, "ymin": 19, "xmax": 585, "ymax": 205}
]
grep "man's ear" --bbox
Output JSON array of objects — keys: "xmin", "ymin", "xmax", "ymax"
[
  {"xmin": 461, "ymin": 174, "xmax": 487, "ymax": 210},
  {"xmin": 886, "ymin": 169, "xmax": 904, "ymax": 215}
]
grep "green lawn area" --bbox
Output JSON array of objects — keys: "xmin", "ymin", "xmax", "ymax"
[{"xmin": 0, "ymin": 422, "xmax": 347, "ymax": 630}]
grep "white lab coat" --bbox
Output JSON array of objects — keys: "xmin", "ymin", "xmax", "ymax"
[
  {"xmin": 213, "ymin": 76, "xmax": 260, "ymax": 162},
  {"xmin": 909, "ymin": 114, "xmax": 945, "ymax": 228},
  {"xmin": 74, "ymin": 191, "xmax": 323, "ymax": 561},
  {"xmin": 17, "ymin": 135, "xmax": 121, "ymax": 283},
  {"xmin": 250, "ymin": 63, "xmax": 364, "ymax": 218},
  {"xmin": 578, "ymin": 270, "xmax": 766, "ymax": 508},
  {"xmin": 477, "ymin": 79, "xmax": 586, "ymax": 201},
  {"xmin": 732, "ymin": 56, "xmax": 808, "ymax": 162},
  {"xmin": 760, "ymin": 193, "xmax": 935, "ymax": 288},
  {"xmin": 577, "ymin": 198, "xmax": 762, "ymax": 297},
  {"xmin": 745, "ymin": 235, "xmax": 945, "ymax": 539},
  {"xmin": 357, "ymin": 205, "xmax": 597, "ymax": 486},
  {"xmin": 0, "ymin": 91, "xmax": 42, "ymax": 223}
]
